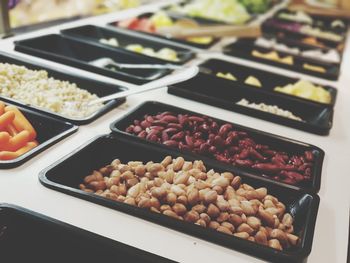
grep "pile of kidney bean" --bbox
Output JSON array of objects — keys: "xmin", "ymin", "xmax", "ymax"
[{"xmin": 125, "ymin": 111, "xmax": 315, "ymax": 185}]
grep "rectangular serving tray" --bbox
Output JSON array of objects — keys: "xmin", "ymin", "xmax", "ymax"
[
  {"xmin": 0, "ymin": 203, "xmax": 175, "ymax": 262},
  {"xmin": 167, "ymin": 73, "xmax": 333, "ymax": 135},
  {"xmin": 0, "ymin": 51, "xmax": 126, "ymax": 125},
  {"xmin": 61, "ymin": 25, "xmax": 195, "ymax": 65},
  {"xmin": 14, "ymin": 34, "xmax": 171, "ymax": 84},
  {"xmin": 39, "ymin": 133, "xmax": 320, "ymax": 263},
  {"xmin": 0, "ymin": 100, "xmax": 78, "ymax": 169},
  {"xmin": 109, "ymin": 101, "xmax": 324, "ymax": 193}
]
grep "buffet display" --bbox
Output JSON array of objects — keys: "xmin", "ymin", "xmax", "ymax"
[{"xmin": 1, "ymin": 1, "xmax": 349, "ymax": 262}]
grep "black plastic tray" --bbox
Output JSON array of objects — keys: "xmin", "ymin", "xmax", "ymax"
[
  {"xmin": 224, "ymin": 39, "xmax": 340, "ymax": 80},
  {"xmin": 0, "ymin": 204, "xmax": 176, "ymax": 263},
  {"xmin": 163, "ymin": 0, "xmax": 263, "ymax": 26},
  {"xmin": 14, "ymin": 34, "xmax": 171, "ymax": 84},
  {"xmin": 0, "ymin": 52, "xmax": 126, "ymax": 125},
  {"xmin": 61, "ymin": 25, "xmax": 195, "ymax": 65},
  {"xmin": 270, "ymin": 8, "xmax": 348, "ymax": 35},
  {"xmin": 109, "ymin": 101, "xmax": 324, "ymax": 193},
  {"xmin": 39, "ymin": 134, "xmax": 320, "ymax": 263},
  {"xmin": 168, "ymin": 73, "xmax": 333, "ymax": 135},
  {"xmin": 199, "ymin": 58, "xmax": 337, "ymax": 107},
  {"xmin": 0, "ymin": 101, "xmax": 78, "ymax": 169},
  {"xmin": 107, "ymin": 12, "xmax": 220, "ymax": 49},
  {"xmin": 262, "ymin": 18, "xmax": 346, "ymax": 50}
]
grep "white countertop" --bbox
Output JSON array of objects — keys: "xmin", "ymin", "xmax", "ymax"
[{"xmin": 0, "ymin": 1, "xmax": 349, "ymax": 262}]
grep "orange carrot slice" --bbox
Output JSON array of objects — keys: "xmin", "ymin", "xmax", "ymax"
[
  {"xmin": 4, "ymin": 106, "xmax": 37, "ymax": 140},
  {"xmin": 0, "ymin": 111, "xmax": 15, "ymax": 131},
  {"xmin": 4, "ymin": 130, "xmax": 30, "ymax": 151},
  {"xmin": 0, "ymin": 141, "xmax": 38, "ymax": 160},
  {"xmin": 5, "ymin": 124, "xmax": 18, "ymax": 136},
  {"xmin": 0, "ymin": 132, "xmax": 11, "ymax": 148}
]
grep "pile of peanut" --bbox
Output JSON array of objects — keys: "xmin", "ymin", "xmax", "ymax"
[{"xmin": 80, "ymin": 156, "xmax": 298, "ymax": 250}]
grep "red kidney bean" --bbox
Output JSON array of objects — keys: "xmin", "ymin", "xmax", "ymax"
[
  {"xmin": 209, "ymin": 146, "xmax": 217, "ymax": 154},
  {"xmin": 189, "ymin": 116, "xmax": 204, "ymax": 122},
  {"xmin": 249, "ymin": 149, "xmax": 266, "ymax": 161},
  {"xmin": 238, "ymin": 149, "xmax": 250, "ymax": 159},
  {"xmin": 138, "ymin": 130, "xmax": 147, "ymax": 138},
  {"xmin": 125, "ymin": 111, "xmax": 316, "ymax": 185},
  {"xmin": 163, "ymin": 140, "xmax": 178, "ymax": 147},
  {"xmin": 304, "ymin": 151, "xmax": 314, "ymax": 162},
  {"xmin": 218, "ymin": 124, "xmax": 232, "ymax": 137},
  {"xmin": 146, "ymin": 130, "xmax": 160, "ymax": 140},
  {"xmin": 149, "ymin": 126, "xmax": 165, "ymax": 131},
  {"xmin": 185, "ymin": 135, "xmax": 194, "ymax": 147},
  {"xmin": 126, "ymin": 125, "xmax": 134, "ymax": 133},
  {"xmin": 171, "ymin": 131, "xmax": 185, "ymax": 141},
  {"xmin": 152, "ymin": 120, "xmax": 168, "ymax": 126},
  {"xmin": 280, "ymin": 171, "xmax": 305, "ymax": 182},
  {"xmin": 167, "ymin": 123, "xmax": 183, "ymax": 130},
  {"xmin": 163, "ymin": 128, "xmax": 179, "ymax": 135},
  {"xmin": 252, "ymin": 163, "xmax": 282, "ymax": 174},
  {"xmin": 235, "ymin": 159, "xmax": 254, "ymax": 167},
  {"xmin": 161, "ymin": 115, "xmax": 178, "ymax": 123},
  {"xmin": 141, "ymin": 120, "xmax": 151, "ymax": 129},
  {"xmin": 146, "ymin": 116, "xmax": 154, "ymax": 123},
  {"xmin": 162, "ymin": 131, "xmax": 169, "ymax": 141},
  {"xmin": 133, "ymin": 125, "xmax": 142, "ymax": 134}
]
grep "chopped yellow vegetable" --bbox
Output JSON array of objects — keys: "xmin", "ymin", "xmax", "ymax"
[
  {"xmin": 274, "ymin": 80, "xmax": 331, "ymax": 104},
  {"xmin": 245, "ymin": 76, "xmax": 262, "ymax": 87},
  {"xmin": 303, "ymin": 63, "xmax": 326, "ymax": 73},
  {"xmin": 216, "ymin": 72, "xmax": 237, "ymax": 81}
]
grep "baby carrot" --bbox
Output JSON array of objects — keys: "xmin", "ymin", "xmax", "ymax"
[
  {"xmin": 0, "ymin": 101, "xmax": 5, "ymax": 115},
  {"xmin": 0, "ymin": 141, "xmax": 38, "ymax": 160},
  {"xmin": 5, "ymin": 124, "xmax": 18, "ymax": 136},
  {"xmin": 0, "ymin": 111, "xmax": 16, "ymax": 130},
  {"xmin": 0, "ymin": 132, "xmax": 11, "ymax": 147},
  {"xmin": 4, "ymin": 130, "xmax": 30, "ymax": 152},
  {"xmin": 4, "ymin": 106, "xmax": 37, "ymax": 140}
]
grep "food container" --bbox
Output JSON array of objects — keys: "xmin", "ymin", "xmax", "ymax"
[
  {"xmin": 199, "ymin": 58, "xmax": 337, "ymax": 107},
  {"xmin": 109, "ymin": 101, "xmax": 324, "ymax": 192},
  {"xmin": 14, "ymin": 34, "xmax": 171, "ymax": 84},
  {"xmin": 167, "ymin": 73, "xmax": 333, "ymax": 135},
  {"xmin": 0, "ymin": 203, "xmax": 175, "ymax": 262},
  {"xmin": 262, "ymin": 9, "xmax": 348, "ymax": 50},
  {"xmin": 39, "ymin": 134, "xmax": 320, "ymax": 263},
  {"xmin": 61, "ymin": 25, "xmax": 195, "ymax": 65},
  {"xmin": 164, "ymin": 1, "xmax": 257, "ymax": 25},
  {"xmin": 223, "ymin": 39, "xmax": 340, "ymax": 80},
  {"xmin": 0, "ymin": 100, "xmax": 78, "ymax": 169},
  {"xmin": 0, "ymin": 52, "xmax": 126, "ymax": 125},
  {"xmin": 107, "ymin": 12, "xmax": 220, "ymax": 49}
]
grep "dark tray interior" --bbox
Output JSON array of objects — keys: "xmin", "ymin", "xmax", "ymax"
[
  {"xmin": 199, "ymin": 58, "xmax": 337, "ymax": 107},
  {"xmin": 14, "ymin": 34, "xmax": 171, "ymax": 84},
  {"xmin": 0, "ymin": 52, "xmax": 126, "ymax": 125},
  {"xmin": 224, "ymin": 39, "xmax": 340, "ymax": 80},
  {"xmin": 61, "ymin": 25, "xmax": 195, "ymax": 65},
  {"xmin": 110, "ymin": 101, "xmax": 324, "ymax": 192},
  {"xmin": 39, "ymin": 134, "xmax": 320, "ymax": 263},
  {"xmin": 0, "ymin": 204, "xmax": 175, "ymax": 263},
  {"xmin": 108, "ymin": 12, "xmax": 220, "ymax": 49},
  {"xmin": 0, "ymin": 101, "xmax": 78, "ymax": 169},
  {"xmin": 168, "ymin": 73, "xmax": 333, "ymax": 135}
]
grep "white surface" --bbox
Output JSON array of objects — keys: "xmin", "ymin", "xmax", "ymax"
[{"xmin": 0, "ymin": 2, "xmax": 349, "ymax": 263}]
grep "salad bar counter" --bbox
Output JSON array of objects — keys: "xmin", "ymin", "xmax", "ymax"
[{"xmin": 0, "ymin": 0, "xmax": 349, "ymax": 262}]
